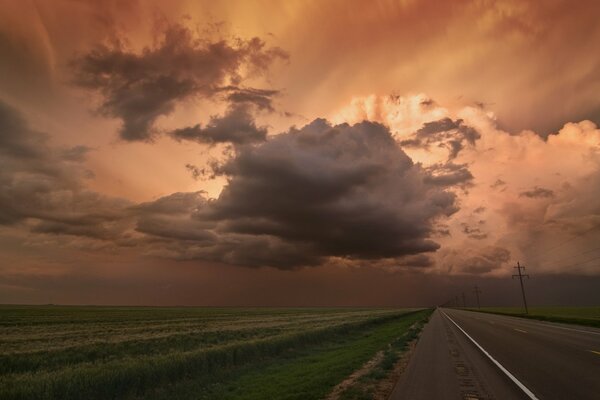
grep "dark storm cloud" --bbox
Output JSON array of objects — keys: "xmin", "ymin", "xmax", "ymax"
[
  {"xmin": 128, "ymin": 119, "xmax": 460, "ymax": 268},
  {"xmin": 190, "ymin": 119, "xmax": 458, "ymax": 268},
  {"xmin": 0, "ymin": 101, "xmax": 47, "ymax": 159},
  {"xmin": 400, "ymin": 117, "xmax": 481, "ymax": 159},
  {"xmin": 0, "ymin": 100, "xmax": 132, "ymax": 234},
  {"xmin": 71, "ymin": 23, "xmax": 287, "ymax": 141},
  {"xmin": 520, "ymin": 186, "xmax": 555, "ymax": 199},
  {"xmin": 170, "ymin": 104, "xmax": 267, "ymax": 145},
  {"xmin": 1, "ymin": 103, "xmax": 459, "ymax": 269}
]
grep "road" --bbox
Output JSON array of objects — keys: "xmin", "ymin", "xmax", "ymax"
[{"xmin": 390, "ymin": 308, "xmax": 600, "ymax": 399}]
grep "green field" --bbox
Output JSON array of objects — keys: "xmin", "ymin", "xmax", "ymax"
[
  {"xmin": 0, "ymin": 306, "xmax": 431, "ymax": 400},
  {"xmin": 471, "ymin": 307, "xmax": 600, "ymax": 328}
]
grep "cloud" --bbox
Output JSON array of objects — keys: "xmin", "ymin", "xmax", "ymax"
[
  {"xmin": 71, "ymin": 22, "xmax": 287, "ymax": 141},
  {"xmin": 0, "ymin": 100, "xmax": 132, "ymax": 236},
  {"xmin": 424, "ymin": 162, "xmax": 474, "ymax": 187},
  {"xmin": 400, "ymin": 117, "xmax": 481, "ymax": 159},
  {"xmin": 519, "ymin": 186, "xmax": 555, "ymax": 199},
  {"xmin": 223, "ymin": 87, "xmax": 279, "ymax": 111},
  {"xmin": 130, "ymin": 119, "xmax": 460, "ymax": 268},
  {"xmin": 1, "ymin": 101, "xmax": 459, "ymax": 270},
  {"xmin": 60, "ymin": 145, "xmax": 93, "ymax": 162},
  {"xmin": 170, "ymin": 103, "xmax": 267, "ymax": 145},
  {"xmin": 440, "ymin": 246, "xmax": 511, "ymax": 274},
  {"xmin": 490, "ymin": 179, "xmax": 506, "ymax": 189},
  {"xmin": 333, "ymin": 94, "xmax": 600, "ymax": 275},
  {"xmin": 195, "ymin": 119, "xmax": 457, "ymax": 267},
  {"xmin": 461, "ymin": 223, "xmax": 488, "ymax": 240}
]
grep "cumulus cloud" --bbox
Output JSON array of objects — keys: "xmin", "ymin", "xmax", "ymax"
[
  {"xmin": 71, "ymin": 22, "xmax": 287, "ymax": 141},
  {"xmin": 334, "ymin": 94, "xmax": 600, "ymax": 275},
  {"xmin": 132, "ymin": 119, "xmax": 459, "ymax": 268}
]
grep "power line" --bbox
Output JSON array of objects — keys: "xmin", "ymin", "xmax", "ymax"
[
  {"xmin": 528, "ymin": 224, "xmax": 600, "ymax": 262},
  {"xmin": 533, "ymin": 246, "xmax": 600, "ymax": 267},
  {"xmin": 544, "ymin": 253, "xmax": 600, "ymax": 271}
]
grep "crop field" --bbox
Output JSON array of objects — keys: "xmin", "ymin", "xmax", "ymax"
[
  {"xmin": 0, "ymin": 306, "xmax": 431, "ymax": 400},
  {"xmin": 472, "ymin": 307, "xmax": 600, "ymax": 328}
]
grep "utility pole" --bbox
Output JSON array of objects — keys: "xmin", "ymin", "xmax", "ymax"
[
  {"xmin": 455, "ymin": 295, "xmax": 459, "ymax": 308},
  {"xmin": 513, "ymin": 261, "xmax": 530, "ymax": 314},
  {"xmin": 473, "ymin": 286, "xmax": 482, "ymax": 309},
  {"xmin": 461, "ymin": 292, "xmax": 466, "ymax": 308}
]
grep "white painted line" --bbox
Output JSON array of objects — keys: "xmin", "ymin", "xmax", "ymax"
[
  {"xmin": 459, "ymin": 310, "xmax": 600, "ymax": 336},
  {"xmin": 526, "ymin": 321, "xmax": 600, "ymax": 336},
  {"xmin": 441, "ymin": 310, "xmax": 540, "ymax": 400}
]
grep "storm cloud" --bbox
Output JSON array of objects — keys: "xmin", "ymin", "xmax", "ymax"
[
  {"xmin": 0, "ymin": 100, "xmax": 132, "ymax": 236},
  {"xmin": 135, "ymin": 119, "xmax": 460, "ymax": 268},
  {"xmin": 0, "ymin": 101, "xmax": 459, "ymax": 269},
  {"xmin": 71, "ymin": 23, "xmax": 287, "ymax": 141}
]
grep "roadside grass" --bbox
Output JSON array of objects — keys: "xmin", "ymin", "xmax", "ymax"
[
  {"xmin": 134, "ymin": 309, "xmax": 432, "ymax": 400},
  {"xmin": 0, "ymin": 306, "xmax": 424, "ymax": 400},
  {"xmin": 466, "ymin": 307, "xmax": 600, "ymax": 328},
  {"xmin": 337, "ymin": 315, "xmax": 429, "ymax": 400}
]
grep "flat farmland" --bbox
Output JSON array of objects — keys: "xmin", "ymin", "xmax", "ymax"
[{"xmin": 0, "ymin": 306, "xmax": 431, "ymax": 400}]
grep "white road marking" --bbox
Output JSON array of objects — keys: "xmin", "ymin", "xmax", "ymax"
[
  {"xmin": 523, "ymin": 321, "xmax": 600, "ymax": 336},
  {"xmin": 441, "ymin": 310, "xmax": 540, "ymax": 400},
  {"xmin": 457, "ymin": 309, "xmax": 600, "ymax": 336}
]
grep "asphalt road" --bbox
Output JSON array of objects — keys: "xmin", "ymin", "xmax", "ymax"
[{"xmin": 390, "ymin": 308, "xmax": 600, "ymax": 400}]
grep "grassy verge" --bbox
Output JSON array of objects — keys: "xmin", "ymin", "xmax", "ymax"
[
  {"xmin": 131, "ymin": 309, "xmax": 432, "ymax": 400},
  {"xmin": 465, "ymin": 307, "xmax": 600, "ymax": 328},
  {"xmin": 337, "ymin": 314, "xmax": 429, "ymax": 400}
]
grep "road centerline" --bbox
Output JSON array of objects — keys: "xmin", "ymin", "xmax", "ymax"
[
  {"xmin": 514, "ymin": 328, "xmax": 528, "ymax": 334},
  {"xmin": 441, "ymin": 309, "xmax": 540, "ymax": 400}
]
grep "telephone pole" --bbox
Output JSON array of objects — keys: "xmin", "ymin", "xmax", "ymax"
[
  {"xmin": 513, "ymin": 262, "xmax": 530, "ymax": 314},
  {"xmin": 461, "ymin": 292, "xmax": 466, "ymax": 308},
  {"xmin": 473, "ymin": 286, "xmax": 482, "ymax": 309}
]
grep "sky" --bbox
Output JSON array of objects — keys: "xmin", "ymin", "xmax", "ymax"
[{"xmin": 1, "ymin": 0, "xmax": 600, "ymax": 306}]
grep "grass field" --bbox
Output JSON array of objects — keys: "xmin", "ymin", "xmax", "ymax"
[
  {"xmin": 0, "ymin": 306, "xmax": 431, "ymax": 400},
  {"xmin": 470, "ymin": 307, "xmax": 600, "ymax": 328}
]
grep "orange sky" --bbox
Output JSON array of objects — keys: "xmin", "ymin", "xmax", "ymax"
[{"xmin": 1, "ymin": 0, "xmax": 600, "ymax": 305}]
